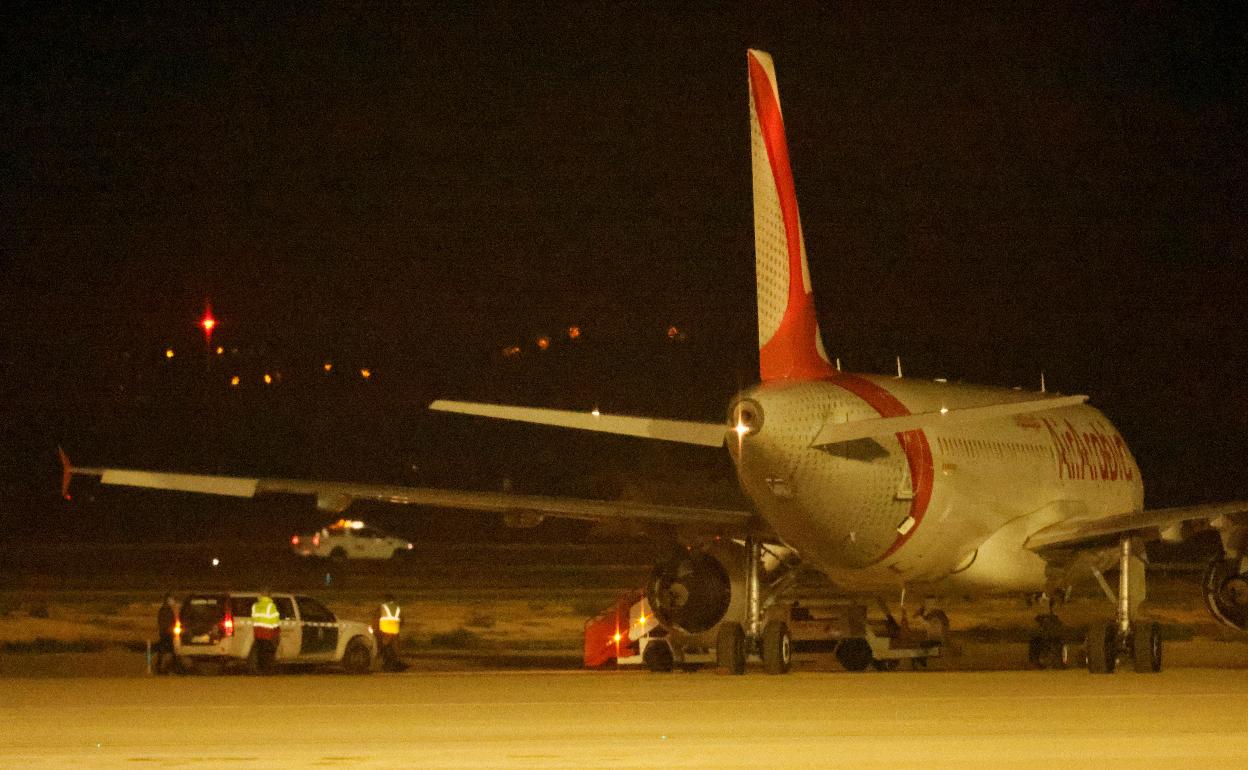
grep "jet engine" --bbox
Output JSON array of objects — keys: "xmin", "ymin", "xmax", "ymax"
[
  {"xmin": 1202, "ymin": 557, "xmax": 1248, "ymax": 631},
  {"xmin": 646, "ymin": 549, "xmax": 737, "ymax": 634},
  {"xmin": 644, "ymin": 539, "xmax": 795, "ymax": 639}
]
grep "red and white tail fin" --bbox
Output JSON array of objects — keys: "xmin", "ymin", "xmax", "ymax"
[{"xmin": 748, "ymin": 49, "xmax": 835, "ymax": 383}]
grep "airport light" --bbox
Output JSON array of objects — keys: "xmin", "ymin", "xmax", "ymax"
[
  {"xmin": 229, "ymin": 375, "xmax": 240, "ymax": 387},
  {"xmin": 200, "ymin": 305, "xmax": 216, "ymax": 341},
  {"xmin": 536, "ymin": 336, "xmax": 550, "ymax": 350},
  {"xmin": 165, "ymin": 348, "xmax": 175, "ymax": 359},
  {"xmin": 263, "ymin": 373, "xmax": 273, "ymax": 385},
  {"xmin": 360, "ymin": 368, "xmax": 372, "ymax": 379},
  {"xmin": 323, "ymin": 362, "xmax": 333, "ymax": 373},
  {"xmin": 567, "ymin": 325, "xmax": 581, "ymax": 340}
]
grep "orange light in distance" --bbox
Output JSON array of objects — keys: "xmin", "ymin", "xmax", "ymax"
[
  {"xmin": 536, "ymin": 336, "xmax": 550, "ymax": 350},
  {"xmin": 323, "ymin": 362, "xmax": 333, "ymax": 373},
  {"xmin": 229, "ymin": 375, "xmax": 240, "ymax": 387},
  {"xmin": 263, "ymin": 373, "xmax": 273, "ymax": 385},
  {"xmin": 165, "ymin": 348, "xmax": 175, "ymax": 359},
  {"xmin": 360, "ymin": 368, "xmax": 371, "ymax": 379},
  {"xmin": 201, "ymin": 308, "xmax": 216, "ymax": 337},
  {"xmin": 567, "ymin": 326, "xmax": 581, "ymax": 340}
]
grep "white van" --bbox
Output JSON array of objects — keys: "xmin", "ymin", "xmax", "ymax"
[{"xmin": 174, "ymin": 591, "xmax": 376, "ymax": 674}]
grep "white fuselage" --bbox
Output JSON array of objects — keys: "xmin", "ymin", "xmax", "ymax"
[{"xmin": 729, "ymin": 375, "xmax": 1142, "ymax": 594}]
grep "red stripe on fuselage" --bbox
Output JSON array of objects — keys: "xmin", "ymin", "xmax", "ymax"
[
  {"xmin": 748, "ymin": 52, "xmax": 835, "ymax": 383},
  {"xmin": 832, "ymin": 375, "xmax": 934, "ymax": 563}
]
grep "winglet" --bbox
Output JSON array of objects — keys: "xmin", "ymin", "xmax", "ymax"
[
  {"xmin": 58, "ymin": 446, "xmax": 73, "ymax": 500},
  {"xmin": 748, "ymin": 49, "xmax": 835, "ymax": 383}
]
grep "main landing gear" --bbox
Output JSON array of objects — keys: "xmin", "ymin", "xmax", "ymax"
[
  {"xmin": 714, "ymin": 536, "xmax": 795, "ymax": 675},
  {"xmin": 712, "ymin": 536, "xmax": 946, "ymax": 675},
  {"xmin": 1085, "ymin": 536, "xmax": 1162, "ymax": 674}
]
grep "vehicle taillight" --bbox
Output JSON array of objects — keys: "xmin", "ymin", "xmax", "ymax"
[
  {"xmin": 291, "ymin": 535, "xmax": 300, "ymax": 545},
  {"xmin": 222, "ymin": 610, "xmax": 234, "ymax": 637}
]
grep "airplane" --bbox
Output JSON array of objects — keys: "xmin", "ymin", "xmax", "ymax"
[{"xmin": 63, "ymin": 49, "xmax": 1248, "ymax": 675}]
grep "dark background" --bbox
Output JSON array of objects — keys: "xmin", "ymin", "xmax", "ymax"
[{"xmin": 3, "ymin": 2, "xmax": 1246, "ymax": 543}]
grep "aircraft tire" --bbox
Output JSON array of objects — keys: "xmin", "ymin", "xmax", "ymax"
[
  {"xmin": 1086, "ymin": 621, "xmax": 1117, "ymax": 674},
  {"xmin": 716, "ymin": 622, "xmax": 746, "ymax": 675},
  {"xmin": 835, "ymin": 638, "xmax": 873, "ymax": 672},
  {"xmin": 1131, "ymin": 622, "xmax": 1162, "ymax": 673},
  {"xmin": 761, "ymin": 620, "xmax": 792, "ymax": 675},
  {"xmin": 642, "ymin": 640, "xmax": 674, "ymax": 673}
]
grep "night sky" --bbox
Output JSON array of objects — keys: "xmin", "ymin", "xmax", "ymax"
[{"xmin": 3, "ymin": 2, "xmax": 1246, "ymax": 540}]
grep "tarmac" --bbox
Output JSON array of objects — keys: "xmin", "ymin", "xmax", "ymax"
[{"xmin": 5, "ymin": 668, "xmax": 1248, "ymax": 769}]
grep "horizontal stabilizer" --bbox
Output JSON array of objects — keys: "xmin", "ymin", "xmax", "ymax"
[
  {"xmin": 429, "ymin": 400, "xmax": 727, "ymax": 447},
  {"xmin": 811, "ymin": 394, "xmax": 1088, "ymax": 446}
]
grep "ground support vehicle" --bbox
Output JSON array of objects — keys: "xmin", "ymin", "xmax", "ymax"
[
  {"xmin": 174, "ymin": 591, "xmax": 376, "ymax": 674},
  {"xmin": 291, "ymin": 519, "xmax": 414, "ymax": 560},
  {"xmin": 585, "ymin": 591, "xmax": 946, "ymax": 673}
]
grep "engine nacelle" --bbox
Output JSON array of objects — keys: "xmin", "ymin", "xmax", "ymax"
[
  {"xmin": 1202, "ymin": 557, "xmax": 1248, "ymax": 631},
  {"xmin": 646, "ymin": 540, "xmax": 755, "ymax": 635}
]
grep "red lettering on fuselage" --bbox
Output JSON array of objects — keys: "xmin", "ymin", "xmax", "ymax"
[{"xmin": 1041, "ymin": 418, "xmax": 1134, "ymax": 483}]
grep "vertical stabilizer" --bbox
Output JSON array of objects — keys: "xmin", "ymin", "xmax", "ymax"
[{"xmin": 748, "ymin": 49, "xmax": 835, "ymax": 383}]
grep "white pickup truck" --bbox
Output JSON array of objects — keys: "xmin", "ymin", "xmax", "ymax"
[{"xmin": 174, "ymin": 591, "xmax": 377, "ymax": 674}]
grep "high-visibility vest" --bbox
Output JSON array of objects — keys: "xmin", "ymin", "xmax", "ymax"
[
  {"xmin": 379, "ymin": 602, "xmax": 401, "ymax": 635},
  {"xmin": 252, "ymin": 597, "xmax": 280, "ymax": 630}
]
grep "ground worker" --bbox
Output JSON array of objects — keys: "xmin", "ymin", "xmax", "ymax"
[
  {"xmin": 250, "ymin": 589, "xmax": 281, "ymax": 674},
  {"xmin": 376, "ymin": 594, "xmax": 406, "ymax": 672},
  {"xmin": 154, "ymin": 593, "xmax": 178, "ymax": 675}
]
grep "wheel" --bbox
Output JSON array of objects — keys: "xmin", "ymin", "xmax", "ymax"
[
  {"xmin": 871, "ymin": 658, "xmax": 900, "ymax": 672},
  {"xmin": 1131, "ymin": 622, "xmax": 1162, "ymax": 673},
  {"xmin": 1086, "ymin": 621, "xmax": 1117, "ymax": 674},
  {"xmin": 343, "ymin": 637, "xmax": 372, "ymax": 674},
  {"xmin": 715, "ymin": 622, "xmax": 746, "ymax": 675},
  {"xmin": 1027, "ymin": 636, "xmax": 1045, "ymax": 668},
  {"xmin": 329, "ymin": 547, "xmax": 347, "ymax": 561},
  {"xmin": 1029, "ymin": 636, "xmax": 1069, "ymax": 669},
  {"xmin": 761, "ymin": 621, "xmax": 792, "ymax": 675},
  {"xmin": 642, "ymin": 640, "xmax": 674, "ymax": 673},
  {"xmin": 835, "ymin": 638, "xmax": 873, "ymax": 672}
]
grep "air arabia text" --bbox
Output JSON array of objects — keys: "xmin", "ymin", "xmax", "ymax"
[{"xmin": 1042, "ymin": 418, "xmax": 1135, "ymax": 483}]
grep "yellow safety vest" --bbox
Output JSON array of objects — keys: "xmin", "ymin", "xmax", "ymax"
[
  {"xmin": 379, "ymin": 602, "xmax": 401, "ymax": 635},
  {"xmin": 252, "ymin": 597, "xmax": 280, "ymax": 630}
]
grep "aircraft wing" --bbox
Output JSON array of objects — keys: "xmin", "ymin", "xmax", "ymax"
[
  {"xmin": 429, "ymin": 400, "xmax": 727, "ymax": 447},
  {"xmin": 1025, "ymin": 500, "xmax": 1248, "ymax": 551},
  {"xmin": 60, "ymin": 452, "xmax": 753, "ymax": 533}
]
